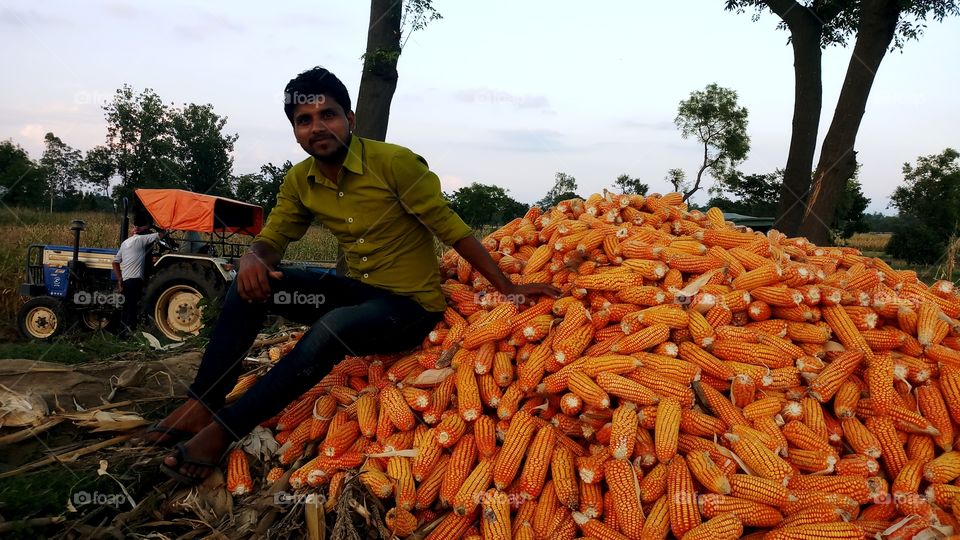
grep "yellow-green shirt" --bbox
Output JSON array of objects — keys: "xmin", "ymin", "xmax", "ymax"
[{"xmin": 254, "ymin": 135, "xmax": 472, "ymax": 312}]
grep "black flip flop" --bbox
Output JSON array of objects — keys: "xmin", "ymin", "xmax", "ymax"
[
  {"xmin": 134, "ymin": 424, "xmax": 197, "ymax": 447},
  {"xmin": 159, "ymin": 442, "xmax": 222, "ymax": 486}
]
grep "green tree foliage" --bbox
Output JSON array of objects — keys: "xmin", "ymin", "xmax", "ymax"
[
  {"xmin": 862, "ymin": 212, "xmax": 901, "ymax": 233},
  {"xmin": 104, "ymin": 85, "xmax": 177, "ymax": 201},
  {"xmin": 887, "ymin": 149, "xmax": 960, "ymax": 263},
  {"xmin": 170, "ymin": 103, "xmax": 238, "ymax": 197},
  {"xmin": 831, "ymin": 177, "xmax": 870, "ymax": 240},
  {"xmin": 39, "ymin": 132, "xmax": 83, "ymax": 212},
  {"xmin": 102, "ymin": 85, "xmax": 237, "ymax": 201},
  {"xmin": 234, "ymin": 161, "xmax": 292, "ymax": 216},
  {"xmin": 446, "ymin": 183, "xmax": 528, "ymax": 227},
  {"xmin": 537, "ymin": 172, "xmax": 580, "ymax": 209},
  {"xmin": 80, "ymin": 145, "xmax": 114, "ymax": 196},
  {"xmin": 613, "ymin": 174, "xmax": 648, "ymax": 195},
  {"xmin": 707, "ymin": 170, "xmax": 782, "ymax": 216},
  {"xmin": 665, "ymin": 168, "xmax": 689, "ymax": 194},
  {"xmin": 675, "ymin": 83, "xmax": 750, "ymax": 201},
  {"xmin": 0, "ymin": 140, "xmax": 47, "ymax": 207}
]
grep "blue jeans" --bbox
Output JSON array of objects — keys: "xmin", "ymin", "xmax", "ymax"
[{"xmin": 187, "ymin": 267, "xmax": 441, "ymax": 439}]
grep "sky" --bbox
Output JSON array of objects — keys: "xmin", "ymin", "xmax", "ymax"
[{"xmin": 1, "ymin": 1, "xmax": 958, "ymax": 214}]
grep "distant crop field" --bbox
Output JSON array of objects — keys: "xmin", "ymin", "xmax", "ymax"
[{"xmin": 844, "ymin": 232, "xmax": 891, "ymax": 253}]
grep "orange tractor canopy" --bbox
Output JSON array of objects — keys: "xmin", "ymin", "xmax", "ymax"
[{"xmin": 134, "ymin": 188, "xmax": 264, "ymax": 236}]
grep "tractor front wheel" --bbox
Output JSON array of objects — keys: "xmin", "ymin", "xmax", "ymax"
[{"xmin": 18, "ymin": 296, "xmax": 69, "ymax": 340}]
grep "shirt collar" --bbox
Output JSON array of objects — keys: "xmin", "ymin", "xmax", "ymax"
[{"xmin": 306, "ymin": 134, "xmax": 364, "ymax": 185}]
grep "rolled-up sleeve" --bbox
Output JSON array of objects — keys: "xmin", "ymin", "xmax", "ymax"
[
  {"xmin": 253, "ymin": 175, "xmax": 312, "ymax": 255},
  {"xmin": 390, "ymin": 149, "xmax": 473, "ymax": 246}
]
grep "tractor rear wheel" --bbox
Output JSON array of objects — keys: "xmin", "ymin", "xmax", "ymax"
[{"xmin": 143, "ymin": 261, "xmax": 226, "ymax": 342}]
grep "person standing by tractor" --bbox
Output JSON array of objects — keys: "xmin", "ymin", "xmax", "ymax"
[
  {"xmin": 112, "ymin": 223, "xmax": 167, "ymax": 336},
  {"xmin": 142, "ymin": 66, "xmax": 562, "ymax": 485}
]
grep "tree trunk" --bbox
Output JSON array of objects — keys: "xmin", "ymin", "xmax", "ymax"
[
  {"xmin": 798, "ymin": 0, "xmax": 900, "ymax": 244},
  {"xmin": 773, "ymin": 8, "xmax": 824, "ymax": 235},
  {"xmin": 354, "ymin": 0, "xmax": 402, "ymax": 141}
]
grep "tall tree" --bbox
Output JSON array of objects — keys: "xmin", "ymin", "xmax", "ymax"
[
  {"xmin": 674, "ymin": 83, "xmax": 750, "ymax": 202},
  {"xmin": 0, "ymin": 140, "xmax": 47, "ymax": 208},
  {"xmin": 665, "ymin": 168, "xmax": 690, "ymax": 194},
  {"xmin": 537, "ymin": 172, "xmax": 580, "ymax": 209},
  {"xmin": 170, "ymin": 103, "xmax": 238, "ymax": 196},
  {"xmin": 39, "ymin": 132, "xmax": 83, "ymax": 212},
  {"xmin": 726, "ymin": 0, "xmax": 958, "ymax": 242},
  {"xmin": 445, "ymin": 183, "xmax": 528, "ymax": 227},
  {"xmin": 80, "ymin": 145, "xmax": 114, "ymax": 196},
  {"xmin": 103, "ymin": 85, "xmax": 178, "ymax": 200},
  {"xmin": 354, "ymin": 0, "xmax": 441, "ymax": 140},
  {"xmin": 613, "ymin": 174, "xmax": 649, "ymax": 195}
]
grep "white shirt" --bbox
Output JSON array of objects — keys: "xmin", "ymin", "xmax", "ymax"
[{"xmin": 113, "ymin": 233, "xmax": 158, "ymax": 280}]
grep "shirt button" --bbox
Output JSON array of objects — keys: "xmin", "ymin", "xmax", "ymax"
[
  {"xmin": 338, "ymin": 192, "xmax": 344, "ymax": 197},
  {"xmin": 362, "ymin": 273, "xmax": 369, "ymax": 279},
  {"xmin": 361, "ymin": 256, "xmax": 367, "ymax": 261},
  {"xmin": 348, "ymin": 217, "xmax": 354, "ymax": 223},
  {"xmin": 358, "ymin": 238, "xmax": 364, "ymax": 244}
]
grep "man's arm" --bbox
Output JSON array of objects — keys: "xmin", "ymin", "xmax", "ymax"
[
  {"xmin": 452, "ymin": 235, "xmax": 561, "ymax": 299},
  {"xmin": 390, "ymin": 149, "xmax": 560, "ymax": 299},
  {"xmin": 112, "ymin": 262, "xmax": 123, "ymax": 291}
]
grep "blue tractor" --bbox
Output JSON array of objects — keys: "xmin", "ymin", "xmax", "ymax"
[{"xmin": 18, "ymin": 189, "xmax": 334, "ymax": 341}]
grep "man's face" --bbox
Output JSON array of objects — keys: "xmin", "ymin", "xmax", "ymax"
[{"xmin": 292, "ymin": 96, "xmax": 355, "ymax": 161}]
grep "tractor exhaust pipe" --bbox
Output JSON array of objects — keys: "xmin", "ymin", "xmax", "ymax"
[{"xmin": 70, "ymin": 219, "xmax": 86, "ymax": 263}]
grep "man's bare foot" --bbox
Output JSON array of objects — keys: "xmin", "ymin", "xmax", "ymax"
[
  {"xmin": 161, "ymin": 421, "xmax": 233, "ymax": 484},
  {"xmin": 138, "ymin": 398, "xmax": 215, "ymax": 446}
]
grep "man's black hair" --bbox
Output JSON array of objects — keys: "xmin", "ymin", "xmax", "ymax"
[{"xmin": 283, "ymin": 66, "xmax": 352, "ymax": 124}]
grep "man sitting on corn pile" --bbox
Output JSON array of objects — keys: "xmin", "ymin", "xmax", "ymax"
[{"xmin": 144, "ymin": 66, "xmax": 561, "ymax": 484}]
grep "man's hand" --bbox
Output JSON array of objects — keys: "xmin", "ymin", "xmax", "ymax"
[
  {"xmin": 116, "ymin": 283, "xmax": 123, "ymax": 293},
  {"xmin": 501, "ymin": 281, "xmax": 563, "ymax": 300},
  {"xmin": 237, "ymin": 251, "xmax": 284, "ymax": 302}
]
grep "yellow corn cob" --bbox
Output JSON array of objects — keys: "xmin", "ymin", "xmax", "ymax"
[
  {"xmin": 479, "ymin": 488, "xmax": 511, "ymax": 540},
  {"xmin": 728, "ymin": 474, "xmax": 789, "ymax": 507},
  {"xmin": 724, "ymin": 429, "xmax": 793, "ymax": 483},
  {"xmin": 687, "ymin": 450, "xmax": 732, "ymax": 495},
  {"xmin": 711, "ymin": 340, "xmax": 790, "ymax": 368},
  {"xmin": 667, "ymin": 455, "xmax": 702, "ymax": 538},
  {"xmin": 435, "ymin": 412, "xmax": 467, "ymax": 448},
  {"xmin": 379, "ymin": 385, "xmax": 416, "ymax": 431},
  {"xmin": 694, "ymin": 380, "xmax": 750, "ymax": 427},
  {"xmin": 425, "ymin": 510, "xmax": 479, "ymax": 540},
  {"xmin": 571, "ymin": 511, "xmax": 628, "ymax": 540},
  {"xmin": 493, "ymin": 411, "xmax": 536, "ymax": 490},
  {"xmin": 412, "ymin": 429, "xmax": 443, "ymax": 482},
  {"xmin": 640, "ymin": 495, "xmax": 671, "ymax": 540},
  {"xmin": 517, "ymin": 425, "xmax": 555, "ymax": 499},
  {"xmin": 807, "ymin": 350, "xmax": 864, "ymax": 402},
  {"xmin": 698, "ymin": 494, "xmax": 783, "ymax": 528},
  {"xmin": 455, "ymin": 362, "xmax": 483, "ymax": 421},
  {"xmin": 604, "ymin": 459, "xmax": 645, "ymax": 537},
  {"xmin": 567, "ymin": 371, "xmax": 611, "ymax": 409},
  {"xmin": 681, "ymin": 407, "xmax": 727, "ymax": 437},
  {"xmin": 611, "ymin": 323, "xmax": 671, "ymax": 354},
  {"xmin": 626, "ymin": 370, "xmax": 694, "ymax": 406},
  {"xmin": 742, "ymin": 397, "xmax": 784, "ymax": 421},
  {"xmin": 472, "ymin": 415, "xmax": 497, "ymax": 459},
  {"xmin": 917, "ymin": 381, "xmax": 954, "ymax": 451},
  {"xmin": 320, "ymin": 420, "xmax": 359, "ymax": 458},
  {"xmin": 551, "ymin": 445, "xmax": 579, "ymax": 509},
  {"xmin": 731, "ymin": 264, "xmax": 781, "ymax": 290},
  {"xmin": 924, "ymin": 451, "xmax": 960, "ymax": 483},
  {"xmin": 226, "ymin": 448, "xmax": 253, "ymax": 496},
  {"xmin": 681, "ymin": 512, "xmax": 743, "ymax": 540},
  {"xmin": 385, "ymin": 507, "xmax": 418, "ymax": 537},
  {"xmin": 387, "ymin": 456, "xmax": 416, "ymax": 510},
  {"xmin": 678, "ymin": 341, "xmax": 735, "ymax": 381},
  {"xmin": 653, "ymin": 397, "xmax": 682, "ymax": 463},
  {"xmin": 415, "ymin": 454, "xmax": 449, "ymax": 509},
  {"xmin": 763, "ymin": 523, "xmax": 864, "ymax": 540},
  {"xmin": 453, "ymin": 457, "xmax": 494, "ymax": 516},
  {"xmin": 608, "ymin": 404, "xmax": 638, "ymax": 460},
  {"xmin": 729, "ymin": 373, "xmax": 756, "ymax": 408},
  {"xmin": 360, "ymin": 460, "xmax": 394, "ymax": 498},
  {"xmin": 835, "ymin": 454, "xmax": 880, "ymax": 477},
  {"xmin": 440, "ymin": 435, "xmax": 477, "ymax": 506},
  {"xmin": 578, "ymin": 478, "xmax": 604, "ymax": 517},
  {"xmin": 822, "ymin": 305, "xmax": 873, "ymax": 359},
  {"xmin": 865, "ymin": 415, "xmax": 908, "ymax": 478}
]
